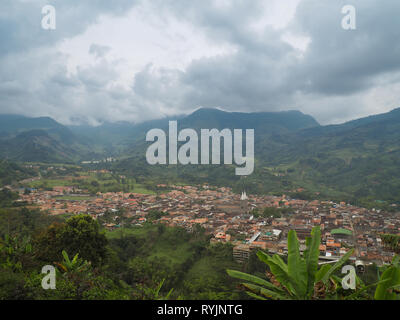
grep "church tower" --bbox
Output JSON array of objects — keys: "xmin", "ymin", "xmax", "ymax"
[{"xmin": 240, "ymin": 191, "xmax": 248, "ymax": 214}]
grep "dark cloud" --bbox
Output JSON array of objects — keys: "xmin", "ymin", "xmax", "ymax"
[
  {"xmin": 0, "ymin": 0, "xmax": 399, "ymax": 125},
  {"xmin": 292, "ymin": 0, "xmax": 400, "ymax": 96},
  {"xmin": 0, "ymin": 0, "xmax": 138, "ymax": 56}
]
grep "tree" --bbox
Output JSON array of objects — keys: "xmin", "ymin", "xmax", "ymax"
[
  {"xmin": 33, "ymin": 222, "xmax": 64, "ymax": 264},
  {"xmin": 91, "ymin": 180, "xmax": 100, "ymax": 188},
  {"xmin": 0, "ymin": 188, "xmax": 19, "ymax": 207},
  {"xmin": 157, "ymin": 224, "xmax": 166, "ymax": 235},
  {"xmin": 35, "ymin": 215, "xmax": 108, "ymax": 267},
  {"xmin": 227, "ymin": 226, "xmax": 354, "ymax": 300}
]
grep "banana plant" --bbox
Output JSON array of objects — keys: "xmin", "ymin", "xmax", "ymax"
[
  {"xmin": 153, "ymin": 279, "xmax": 175, "ymax": 300},
  {"xmin": 227, "ymin": 226, "xmax": 354, "ymax": 300},
  {"xmin": 0, "ymin": 234, "xmax": 32, "ymax": 255},
  {"xmin": 374, "ymin": 255, "xmax": 400, "ymax": 300},
  {"xmin": 55, "ymin": 250, "xmax": 91, "ymax": 274},
  {"xmin": 137, "ymin": 278, "xmax": 178, "ymax": 300}
]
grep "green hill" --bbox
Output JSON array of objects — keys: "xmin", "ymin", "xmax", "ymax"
[
  {"xmin": 0, "ymin": 114, "xmax": 101, "ymax": 162},
  {"xmin": 3, "ymin": 107, "xmax": 400, "ymax": 206},
  {"xmin": 114, "ymin": 107, "xmax": 400, "ymax": 206},
  {"xmin": 0, "ymin": 160, "xmax": 34, "ymax": 186}
]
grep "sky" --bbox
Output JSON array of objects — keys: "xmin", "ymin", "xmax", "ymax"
[{"xmin": 0, "ymin": 0, "xmax": 399, "ymax": 126}]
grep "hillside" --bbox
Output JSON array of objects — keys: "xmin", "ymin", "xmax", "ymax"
[
  {"xmin": 261, "ymin": 107, "xmax": 400, "ymax": 204},
  {"xmin": 115, "ymin": 107, "xmax": 400, "ymax": 206},
  {"xmin": 2, "ymin": 107, "xmax": 400, "ymax": 206},
  {"xmin": 0, "ymin": 114, "xmax": 98, "ymax": 162},
  {"xmin": 118, "ymin": 108, "xmax": 320, "ymax": 159},
  {"xmin": 67, "ymin": 115, "xmax": 185, "ymax": 156},
  {"xmin": 178, "ymin": 108, "xmax": 319, "ymax": 132},
  {"xmin": 0, "ymin": 160, "xmax": 35, "ymax": 186}
]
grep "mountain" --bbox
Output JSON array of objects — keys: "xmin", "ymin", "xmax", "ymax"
[
  {"xmin": 178, "ymin": 108, "xmax": 319, "ymax": 133},
  {"xmin": 0, "ymin": 114, "xmax": 62, "ymax": 133},
  {"xmin": 258, "ymin": 107, "xmax": 400, "ymax": 204},
  {"xmin": 114, "ymin": 108, "xmax": 322, "ymax": 188},
  {"xmin": 0, "ymin": 114, "xmax": 97, "ymax": 162},
  {"xmin": 3, "ymin": 107, "xmax": 400, "ymax": 208},
  {"xmin": 67, "ymin": 115, "xmax": 186, "ymax": 156},
  {"xmin": 114, "ymin": 107, "xmax": 400, "ymax": 207}
]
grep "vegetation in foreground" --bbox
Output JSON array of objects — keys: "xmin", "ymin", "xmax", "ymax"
[
  {"xmin": 228, "ymin": 226, "xmax": 400, "ymax": 300},
  {"xmin": 0, "ymin": 206, "xmax": 245, "ymax": 300}
]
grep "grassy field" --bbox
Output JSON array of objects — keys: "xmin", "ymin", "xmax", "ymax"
[
  {"xmin": 131, "ymin": 184, "xmax": 156, "ymax": 194},
  {"xmin": 105, "ymin": 225, "xmax": 149, "ymax": 239},
  {"xmin": 105, "ymin": 224, "xmax": 243, "ymax": 299},
  {"xmin": 54, "ymin": 195, "xmax": 96, "ymax": 201},
  {"xmin": 148, "ymin": 238, "xmax": 193, "ymax": 265},
  {"xmin": 23, "ymin": 162, "xmax": 81, "ymax": 168},
  {"xmin": 27, "ymin": 179, "xmax": 74, "ymax": 188},
  {"xmin": 25, "ymin": 175, "xmax": 155, "ymax": 195},
  {"xmin": 107, "ymin": 224, "xmax": 193, "ymax": 264}
]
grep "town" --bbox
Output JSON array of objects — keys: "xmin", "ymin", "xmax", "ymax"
[{"xmin": 16, "ymin": 171, "xmax": 400, "ymax": 267}]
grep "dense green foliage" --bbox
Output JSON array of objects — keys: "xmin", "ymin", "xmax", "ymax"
[
  {"xmin": 0, "ymin": 161, "xmax": 34, "ymax": 186},
  {"xmin": 1, "ymin": 207, "xmax": 400, "ymax": 300},
  {"xmin": 0, "ymin": 188, "xmax": 19, "ymax": 207},
  {"xmin": 374, "ymin": 256, "xmax": 400, "ymax": 300},
  {"xmin": 0, "ymin": 207, "xmax": 61, "ymax": 238},
  {"xmin": 34, "ymin": 215, "xmax": 108, "ymax": 267},
  {"xmin": 106, "ymin": 224, "xmax": 244, "ymax": 300},
  {"xmin": 0, "ymin": 114, "xmax": 102, "ymax": 163},
  {"xmin": 0, "ymin": 212, "xmax": 123, "ymax": 300},
  {"xmin": 0, "ymin": 208, "xmax": 245, "ymax": 300}
]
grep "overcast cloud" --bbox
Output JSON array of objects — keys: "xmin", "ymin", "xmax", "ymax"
[{"xmin": 0, "ymin": 0, "xmax": 399, "ymax": 125}]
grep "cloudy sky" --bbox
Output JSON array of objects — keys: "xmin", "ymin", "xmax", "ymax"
[{"xmin": 0, "ymin": 0, "xmax": 399, "ymax": 125}]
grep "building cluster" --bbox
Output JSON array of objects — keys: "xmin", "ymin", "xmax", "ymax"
[{"xmin": 17, "ymin": 183, "xmax": 400, "ymax": 266}]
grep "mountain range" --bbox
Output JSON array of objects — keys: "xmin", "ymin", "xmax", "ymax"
[{"xmin": 1, "ymin": 107, "xmax": 400, "ymax": 206}]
